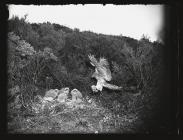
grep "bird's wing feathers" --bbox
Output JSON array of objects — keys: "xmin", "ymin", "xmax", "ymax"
[
  {"xmin": 98, "ymin": 57, "xmax": 112, "ymax": 81},
  {"xmin": 88, "ymin": 54, "xmax": 98, "ymax": 67},
  {"xmin": 99, "ymin": 57, "xmax": 109, "ymax": 68},
  {"xmin": 88, "ymin": 54, "xmax": 112, "ymax": 81},
  {"xmin": 97, "ymin": 67, "xmax": 112, "ymax": 81}
]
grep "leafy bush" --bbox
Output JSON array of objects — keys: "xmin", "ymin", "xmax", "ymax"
[
  {"xmin": 121, "ymin": 36, "xmax": 154, "ymax": 91},
  {"xmin": 8, "ymin": 31, "xmax": 58, "ymax": 112}
]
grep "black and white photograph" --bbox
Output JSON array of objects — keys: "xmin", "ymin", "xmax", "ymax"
[{"xmin": 6, "ymin": 4, "xmax": 177, "ymax": 134}]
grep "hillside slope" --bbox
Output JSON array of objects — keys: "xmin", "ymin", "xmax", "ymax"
[{"xmin": 7, "ymin": 16, "xmax": 172, "ymax": 134}]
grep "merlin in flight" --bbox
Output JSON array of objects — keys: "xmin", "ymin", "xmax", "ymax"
[{"xmin": 88, "ymin": 54, "xmax": 122, "ymax": 93}]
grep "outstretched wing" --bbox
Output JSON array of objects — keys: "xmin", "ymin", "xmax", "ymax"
[
  {"xmin": 98, "ymin": 57, "xmax": 112, "ymax": 81},
  {"xmin": 88, "ymin": 54, "xmax": 112, "ymax": 81},
  {"xmin": 99, "ymin": 57, "xmax": 109, "ymax": 68},
  {"xmin": 88, "ymin": 54, "xmax": 98, "ymax": 67}
]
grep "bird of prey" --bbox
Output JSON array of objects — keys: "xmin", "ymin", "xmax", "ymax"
[{"xmin": 88, "ymin": 54, "xmax": 122, "ymax": 92}]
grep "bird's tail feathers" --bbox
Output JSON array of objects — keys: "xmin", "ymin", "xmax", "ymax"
[{"xmin": 103, "ymin": 82, "xmax": 123, "ymax": 90}]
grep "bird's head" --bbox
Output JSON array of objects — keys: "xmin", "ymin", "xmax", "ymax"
[
  {"xmin": 91, "ymin": 85, "xmax": 98, "ymax": 93},
  {"xmin": 59, "ymin": 87, "xmax": 70, "ymax": 95},
  {"xmin": 71, "ymin": 88, "xmax": 78, "ymax": 93},
  {"xmin": 64, "ymin": 87, "xmax": 70, "ymax": 93},
  {"xmin": 71, "ymin": 88, "xmax": 81, "ymax": 94},
  {"xmin": 54, "ymin": 89, "xmax": 59, "ymax": 93}
]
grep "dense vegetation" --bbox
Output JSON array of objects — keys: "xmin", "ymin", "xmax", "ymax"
[{"xmin": 7, "ymin": 15, "xmax": 170, "ymax": 133}]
